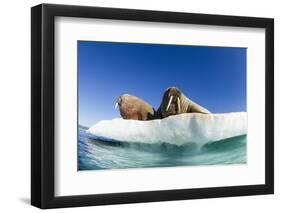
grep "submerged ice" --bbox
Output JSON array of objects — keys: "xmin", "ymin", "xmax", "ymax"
[{"xmin": 87, "ymin": 112, "xmax": 247, "ymax": 147}]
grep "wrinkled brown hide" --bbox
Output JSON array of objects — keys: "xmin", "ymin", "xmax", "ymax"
[
  {"xmin": 158, "ymin": 87, "xmax": 211, "ymax": 118},
  {"xmin": 116, "ymin": 94, "xmax": 158, "ymax": 121}
]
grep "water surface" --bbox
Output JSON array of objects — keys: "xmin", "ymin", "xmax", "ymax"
[{"xmin": 78, "ymin": 128, "xmax": 246, "ymax": 170}]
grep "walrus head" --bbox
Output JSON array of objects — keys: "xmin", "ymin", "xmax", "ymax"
[
  {"xmin": 115, "ymin": 94, "xmax": 156, "ymax": 120},
  {"xmin": 160, "ymin": 87, "xmax": 182, "ymax": 118}
]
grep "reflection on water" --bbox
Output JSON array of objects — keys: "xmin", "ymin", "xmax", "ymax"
[{"xmin": 78, "ymin": 128, "xmax": 246, "ymax": 170}]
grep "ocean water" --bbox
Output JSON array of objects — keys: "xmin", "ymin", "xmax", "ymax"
[{"xmin": 78, "ymin": 127, "xmax": 247, "ymax": 170}]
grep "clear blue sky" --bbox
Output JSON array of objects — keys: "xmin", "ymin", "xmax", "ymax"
[{"xmin": 78, "ymin": 41, "xmax": 246, "ymax": 127}]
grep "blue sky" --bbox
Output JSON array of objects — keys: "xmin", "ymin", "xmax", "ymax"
[{"xmin": 78, "ymin": 41, "xmax": 246, "ymax": 127}]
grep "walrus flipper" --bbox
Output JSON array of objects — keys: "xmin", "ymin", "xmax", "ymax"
[
  {"xmin": 151, "ymin": 108, "xmax": 163, "ymax": 119},
  {"xmin": 190, "ymin": 102, "xmax": 211, "ymax": 114}
]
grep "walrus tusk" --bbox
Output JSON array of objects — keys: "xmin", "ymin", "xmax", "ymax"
[
  {"xmin": 115, "ymin": 102, "xmax": 119, "ymax": 109},
  {"xmin": 177, "ymin": 97, "xmax": 181, "ymax": 113},
  {"xmin": 166, "ymin": 96, "xmax": 173, "ymax": 111}
]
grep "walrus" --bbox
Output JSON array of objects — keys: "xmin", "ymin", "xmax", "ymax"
[
  {"xmin": 158, "ymin": 87, "xmax": 211, "ymax": 118},
  {"xmin": 115, "ymin": 94, "xmax": 158, "ymax": 121}
]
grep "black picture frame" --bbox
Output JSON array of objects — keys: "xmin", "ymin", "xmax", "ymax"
[{"xmin": 31, "ymin": 3, "xmax": 274, "ymax": 209}]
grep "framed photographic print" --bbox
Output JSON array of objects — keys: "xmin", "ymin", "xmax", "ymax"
[{"xmin": 31, "ymin": 3, "xmax": 274, "ymax": 209}]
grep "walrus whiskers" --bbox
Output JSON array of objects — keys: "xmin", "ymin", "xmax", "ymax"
[{"xmin": 166, "ymin": 96, "xmax": 173, "ymax": 111}]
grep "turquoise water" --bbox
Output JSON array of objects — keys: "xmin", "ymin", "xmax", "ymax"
[{"xmin": 78, "ymin": 128, "xmax": 246, "ymax": 170}]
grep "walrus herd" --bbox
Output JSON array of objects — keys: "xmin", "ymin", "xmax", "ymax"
[{"xmin": 115, "ymin": 87, "xmax": 211, "ymax": 121}]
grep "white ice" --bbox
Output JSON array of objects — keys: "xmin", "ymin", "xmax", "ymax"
[{"xmin": 87, "ymin": 112, "xmax": 247, "ymax": 146}]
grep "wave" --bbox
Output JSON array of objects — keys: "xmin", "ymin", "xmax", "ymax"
[{"xmin": 87, "ymin": 112, "xmax": 247, "ymax": 147}]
